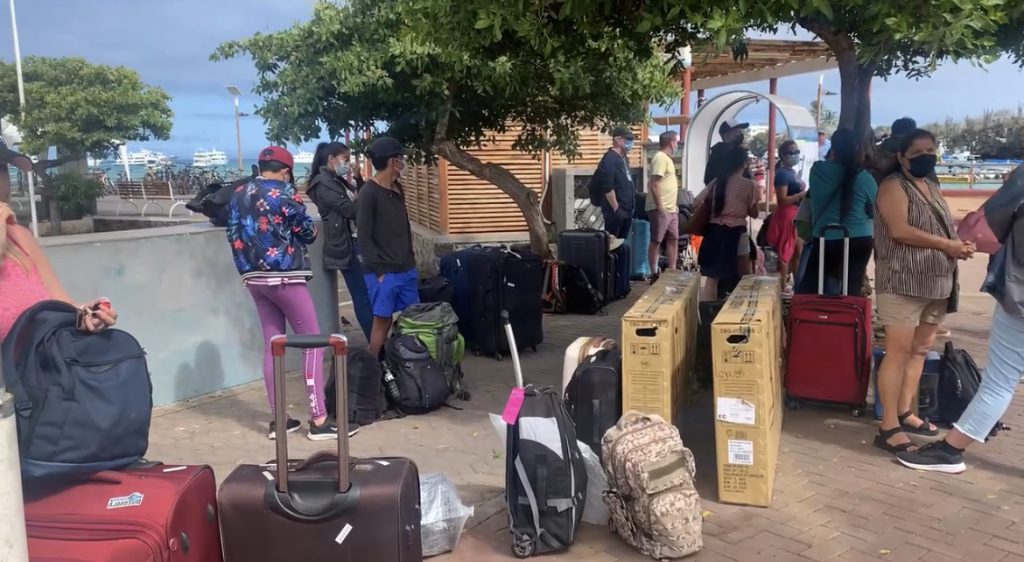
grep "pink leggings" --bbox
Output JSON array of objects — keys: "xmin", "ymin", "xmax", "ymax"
[{"xmin": 247, "ymin": 283, "xmax": 326, "ymax": 419}]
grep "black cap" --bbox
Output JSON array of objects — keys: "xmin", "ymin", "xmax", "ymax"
[
  {"xmin": 367, "ymin": 136, "xmax": 407, "ymax": 160},
  {"xmin": 611, "ymin": 126, "xmax": 634, "ymax": 140}
]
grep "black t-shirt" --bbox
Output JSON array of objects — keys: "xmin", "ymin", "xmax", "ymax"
[
  {"xmin": 594, "ymin": 149, "xmax": 634, "ymax": 211},
  {"xmin": 356, "ymin": 179, "xmax": 416, "ymax": 275},
  {"xmin": 704, "ymin": 140, "xmax": 751, "ymax": 185}
]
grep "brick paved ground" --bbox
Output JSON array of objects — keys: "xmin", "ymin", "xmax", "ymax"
[{"xmin": 148, "ymin": 265, "xmax": 1024, "ymax": 561}]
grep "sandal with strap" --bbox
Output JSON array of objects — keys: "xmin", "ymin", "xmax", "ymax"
[
  {"xmin": 873, "ymin": 427, "xmax": 917, "ymax": 454},
  {"xmin": 898, "ymin": 411, "xmax": 940, "ymax": 436}
]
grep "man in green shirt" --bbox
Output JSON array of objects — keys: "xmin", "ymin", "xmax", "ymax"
[{"xmin": 646, "ymin": 131, "xmax": 680, "ymax": 275}]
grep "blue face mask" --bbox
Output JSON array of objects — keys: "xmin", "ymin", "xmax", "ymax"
[{"xmin": 624, "ymin": 139, "xmax": 635, "ymax": 151}]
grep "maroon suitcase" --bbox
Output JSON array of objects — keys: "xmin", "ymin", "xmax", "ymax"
[
  {"xmin": 25, "ymin": 463, "xmax": 222, "ymax": 562},
  {"xmin": 785, "ymin": 225, "xmax": 872, "ymax": 416},
  {"xmin": 218, "ymin": 334, "xmax": 422, "ymax": 562}
]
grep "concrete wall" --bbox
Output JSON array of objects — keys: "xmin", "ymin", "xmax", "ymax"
[
  {"xmin": 411, "ymin": 223, "xmax": 530, "ymax": 275},
  {"xmin": 40, "ymin": 222, "xmax": 339, "ymax": 407}
]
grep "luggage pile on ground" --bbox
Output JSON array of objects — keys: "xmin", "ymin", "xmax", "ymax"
[{"xmin": 546, "ymin": 229, "xmax": 631, "ymax": 315}]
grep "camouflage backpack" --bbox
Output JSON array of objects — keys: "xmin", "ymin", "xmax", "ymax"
[{"xmin": 601, "ymin": 412, "xmax": 703, "ymax": 559}]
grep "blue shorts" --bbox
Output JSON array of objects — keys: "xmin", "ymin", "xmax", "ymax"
[{"xmin": 364, "ymin": 268, "xmax": 420, "ymax": 318}]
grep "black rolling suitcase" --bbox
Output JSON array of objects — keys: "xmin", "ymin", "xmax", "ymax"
[
  {"xmin": 564, "ymin": 348, "xmax": 622, "ymax": 460},
  {"xmin": 465, "ymin": 247, "xmax": 544, "ymax": 360},
  {"xmin": 558, "ymin": 230, "xmax": 611, "ymax": 303},
  {"xmin": 219, "ymin": 334, "xmax": 421, "ymax": 562},
  {"xmin": 502, "ymin": 313, "xmax": 586, "ymax": 558},
  {"xmin": 609, "ymin": 244, "xmax": 631, "ymax": 301},
  {"xmin": 694, "ymin": 300, "xmax": 725, "ymax": 390}
]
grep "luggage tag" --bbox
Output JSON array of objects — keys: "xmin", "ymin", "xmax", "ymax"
[{"xmin": 501, "ymin": 387, "xmax": 526, "ymax": 425}]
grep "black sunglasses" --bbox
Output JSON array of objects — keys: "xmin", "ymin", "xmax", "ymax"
[{"xmin": 783, "ymin": 151, "xmax": 801, "ymax": 156}]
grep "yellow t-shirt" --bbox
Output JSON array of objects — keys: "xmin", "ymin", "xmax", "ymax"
[{"xmin": 647, "ymin": 151, "xmax": 679, "ymax": 211}]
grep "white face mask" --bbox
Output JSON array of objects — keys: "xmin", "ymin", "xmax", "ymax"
[{"xmin": 334, "ymin": 161, "xmax": 350, "ymax": 177}]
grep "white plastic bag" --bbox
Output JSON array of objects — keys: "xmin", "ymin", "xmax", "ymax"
[
  {"xmin": 420, "ymin": 473, "xmax": 474, "ymax": 557},
  {"xmin": 488, "ymin": 414, "xmax": 609, "ymax": 526}
]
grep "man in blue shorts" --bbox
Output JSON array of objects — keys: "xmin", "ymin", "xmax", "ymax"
[{"xmin": 356, "ymin": 136, "xmax": 419, "ymax": 358}]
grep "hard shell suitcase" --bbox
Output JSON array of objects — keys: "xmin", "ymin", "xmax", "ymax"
[
  {"xmin": 609, "ymin": 244, "xmax": 631, "ymax": 301},
  {"xmin": 694, "ymin": 300, "xmax": 725, "ymax": 390},
  {"xmin": 218, "ymin": 335, "xmax": 422, "ymax": 562},
  {"xmin": 561, "ymin": 337, "xmax": 616, "ymax": 393},
  {"xmin": 564, "ymin": 348, "xmax": 623, "ymax": 460},
  {"xmin": 501, "ymin": 313, "xmax": 587, "ymax": 558},
  {"xmin": 439, "ymin": 246, "xmax": 487, "ymax": 336},
  {"xmin": 558, "ymin": 230, "xmax": 610, "ymax": 303},
  {"xmin": 25, "ymin": 463, "xmax": 222, "ymax": 562},
  {"xmin": 464, "ymin": 248, "xmax": 544, "ymax": 359},
  {"xmin": 626, "ymin": 219, "xmax": 652, "ymax": 279},
  {"xmin": 785, "ymin": 225, "xmax": 872, "ymax": 416}
]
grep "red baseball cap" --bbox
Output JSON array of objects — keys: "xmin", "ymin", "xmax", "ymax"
[{"xmin": 258, "ymin": 146, "xmax": 294, "ymax": 169}]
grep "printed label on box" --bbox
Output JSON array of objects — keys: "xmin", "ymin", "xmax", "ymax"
[
  {"xmin": 716, "ymin": 397, "xmax": 756, "ymax": 425},
  {"xmin": 727, "ymin": 440, "xmax": 754, "ymax": 466}
]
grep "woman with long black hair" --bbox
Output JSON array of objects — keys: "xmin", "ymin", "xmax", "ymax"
[
  {"xmin": 306, "ymin": 141, "xmax": 373, "ymax": 341},
  {"xmin": 797, "ymin": 128, "xmax": 878, "ymax": 295}
]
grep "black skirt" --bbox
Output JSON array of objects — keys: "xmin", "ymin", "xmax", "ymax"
[{"xmin": 698, "ymin": 222, "xmax": 746, "ymax": 280}]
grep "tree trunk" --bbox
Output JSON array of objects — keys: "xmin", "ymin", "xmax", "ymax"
[
  {"xmin": 433, "ymin": 140, "xmax": 550, "ymax": 258},
  {"xmin": 33, "ymin": 168, "xmax": 61, "ymax": 236}
]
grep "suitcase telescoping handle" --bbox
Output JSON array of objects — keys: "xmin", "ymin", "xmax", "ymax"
[
  {"xmin": 501, "ymin": 311, "xmax": 525, "ymax": 388},
  {"xmin": 269, "ymin": 334, "xmax": 349, "ymax": 495},
  {"xmin": 817, "ymin": 223, "xmax": 851, "ymax": 296}
]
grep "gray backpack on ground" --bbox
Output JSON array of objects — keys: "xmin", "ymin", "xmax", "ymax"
[{"xmin": 601, "ymin": 412, "xmax": 703, "ymax": 559}]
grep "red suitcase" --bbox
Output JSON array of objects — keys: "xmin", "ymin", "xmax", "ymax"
[
  {"xmin": 25, "ymin": 463, "xmax": 222, "ymax": 562},
  {"xmin": 785, "ymin": 225, "xmax": 872, "ymax": 416},
  {"xmin": 218, "ymin": 335, "xmax": 422, "ymax": 562}
]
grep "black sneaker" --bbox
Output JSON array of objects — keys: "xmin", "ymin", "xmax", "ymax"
[
  {"xmin": 268, "ymin": 417, "xmax": 302, "ymax": 440},
  {"xmin": 308, "ymin": 418, "xmax": 360, "ymax": 440},
  {"xmin": 896, "ymin": 441, "xmax": 967, "ymax": 474}
]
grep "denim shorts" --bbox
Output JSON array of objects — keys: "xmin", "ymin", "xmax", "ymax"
[{"xmin": 364, "ymin": 268, "xmax": 419, "ymax": 317}]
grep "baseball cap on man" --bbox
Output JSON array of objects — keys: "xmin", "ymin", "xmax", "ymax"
[
  {"xmin": 366, "ymin": 136, "xmax": 407, "ymax": 160},
  {"xmin": 258, "ymin": 146, "xmax": 294, "ymax": 169},
  {"xmin": 718, "ymin": 119, "xmax": 750, "ymax": 135},
  {"xmin": 611, "ymin": 126, "xmax": 634, "ymax": 140}
]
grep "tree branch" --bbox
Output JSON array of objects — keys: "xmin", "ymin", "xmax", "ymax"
[
  {"xmin": 434, "ymin": 82, "xmax": 457, "ymax": 144},
  {"xmin": 36, "ymin": 154, "xmax": 79, "ymax": 170}
]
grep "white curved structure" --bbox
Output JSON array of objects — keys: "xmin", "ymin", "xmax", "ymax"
[{"xmin": 683, "ymin": 90, "xmax": 818, "ymax": 195}]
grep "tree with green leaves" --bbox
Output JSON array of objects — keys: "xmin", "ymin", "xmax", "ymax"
[
  {"xmin": 0, "ymin": 56, "xmax": 172, "ymax": 231},
  {"xmin": 214, "ymin": 0, "xmax": 678, "ymax": 255},
  {"xmin": 809, "ymin": 100, "xmax": 838, "ymax": 134}
]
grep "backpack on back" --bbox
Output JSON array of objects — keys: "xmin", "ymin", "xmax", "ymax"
[
  {"xmin": 394, "ymin": 302, "xmax": 468, "ymax": 400},
  {"xmin": 601, "ymin": 412, "xmax": 703, "ymax": 559},
  {"xmin": 324, "ymin": 347, "xmax": 386, "ymax": 426},
  {"xmin": 185, "ymin": 165, "xmax": 257, "ymax": 227},
  {"xmin": 385, "ymin": 335, "xmax": 451, "ymax": 415},
  {"xmin": 1, "ymin": 300, "xmax": 153, "ymax": 482}
]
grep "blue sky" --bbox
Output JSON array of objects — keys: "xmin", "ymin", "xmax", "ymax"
[{"xmin": 2, "ymin": 0, "xmax": 1023, "ymax": 158}]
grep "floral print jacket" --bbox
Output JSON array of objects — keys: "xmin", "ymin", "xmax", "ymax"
[{"xmin": 226, "ymin": 177, "xmax": 317, "ymax": 280}]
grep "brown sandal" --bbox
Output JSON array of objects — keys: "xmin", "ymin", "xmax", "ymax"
[{"xmin": 874, "ymin": 427, "xmax": 917, "ymax": 454}]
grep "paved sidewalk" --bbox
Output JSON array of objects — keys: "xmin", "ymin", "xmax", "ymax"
[{"xmin": 148, "ymin": 287, "xmax": 1024, "ymax": 561}]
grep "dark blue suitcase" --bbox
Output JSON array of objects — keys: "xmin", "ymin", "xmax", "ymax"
[
  {"xmin": 439, "ymin": 246, "xmax": 487, "ymax": 337},
  {"xmin": 609, "ymin": 244, "xmax": 631, "ymax": 301}
]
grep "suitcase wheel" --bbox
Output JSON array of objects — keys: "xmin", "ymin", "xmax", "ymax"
[
  {"xmin": 531, "ymin": 346, "xmax": 538, "ymax": 353},
  {"xmin": 851, "ymin": 407, "xmax": 864, "ymax": 417},
  {"xmin": 511, "ymin": 536, "xmax": 536, "ymax": 558},
  {"xmin": 495, "ymin": 352, "xmax": 503, "ymax": 361},
  {"xmin": 785, "ymin": 398, "xmax": 801, "ymax": 411}
]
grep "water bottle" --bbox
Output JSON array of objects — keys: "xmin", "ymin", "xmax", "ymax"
[{"xmin": 382, "ymin": 365, "xmax": 401, "ymax": 403}]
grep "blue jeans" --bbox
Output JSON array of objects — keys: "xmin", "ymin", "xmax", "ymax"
[
  {"xmin": 954, "ymin": 305, "xmax": 1024, "ymax": 442},
  {"xmin": 340, "ymin": 258, "xmax": 374, "ymax": 341}
]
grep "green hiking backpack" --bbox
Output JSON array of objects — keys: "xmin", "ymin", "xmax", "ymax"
[{"xmin": 395, "ymin": 302, "xmax": 470, "ymax": 400}]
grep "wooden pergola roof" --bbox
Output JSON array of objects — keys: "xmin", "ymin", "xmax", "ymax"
[{"xmin": 688, "ymin": 39, "xmax": 835, "ymax": 90}]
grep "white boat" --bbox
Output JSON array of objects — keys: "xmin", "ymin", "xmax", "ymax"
[
  {"xmin": 87, "ymin": 155, "xmax": 104, "ymax": 168},
  {"xmin": 116, "ymin": 148, "xmax": 170, "ymax": 167},
  {"xmin": 193, "ymin": 149, "xmax": 229, "ymax": 167},
  {"xmin": 293, "ymin": 151, "xmax": 314, "ymax": 165}
]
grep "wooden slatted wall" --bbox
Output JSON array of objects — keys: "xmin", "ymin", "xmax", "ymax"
[
  {"xmin": 402, "ymin": 162, "xmax": 444, "ymax": 232},
  {"xmin": 444, "ymin": 130, "xmax": 545, "ymax": 235}
]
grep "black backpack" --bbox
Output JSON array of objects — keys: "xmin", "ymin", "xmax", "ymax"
[
  {"xmin": 563, "ymin": 264, "xmax": 603, "ymax": 315},
  {"xmin": 385, "ymin": 335, "xmax": 451, "ymax": 415},
  {"xmin": 938, "ymin": 342, "xmax": 1007, "ymax": 439},
  {"xmin": 325, "ymin": 348, "xmax": 386, "ymax": 427},
  {"xmin": 185, "ymin": 165, "xmax": 258, "ymax": 227},
  {"xmin": 1, "ymin": 300, "xmax": 153, "ymax": 482}
]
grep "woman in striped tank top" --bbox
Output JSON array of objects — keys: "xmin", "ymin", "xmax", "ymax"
[{"xmin": 873, "ymin": 130, "xmax": 976, "ymax": 454}]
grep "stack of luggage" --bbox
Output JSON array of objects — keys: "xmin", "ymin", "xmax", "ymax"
[{"xmin": 554, "ymin": 229, "xmax": 631, "ymax": 310}]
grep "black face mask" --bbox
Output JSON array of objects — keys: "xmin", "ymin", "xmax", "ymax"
[{"xmin": 906, "ymin": 154, "xmax": 937, "ymax": 179}]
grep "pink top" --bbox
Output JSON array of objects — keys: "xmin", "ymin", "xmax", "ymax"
[
  {"xmin": 695, "ymin": 175, "xmax": 757, "ymax": 228},
  {"xmin": 0, "ymin": 255, "xmax": 51, "ymax": 341}
]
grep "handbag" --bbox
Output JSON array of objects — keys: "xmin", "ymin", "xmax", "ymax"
[
  {"xmin": 682, "ymin": 184, "xmax": 713, "ymax": 236},
  {"xmin": 956, "ymin": 209, "xmax": 1001, "ymax": 254}
]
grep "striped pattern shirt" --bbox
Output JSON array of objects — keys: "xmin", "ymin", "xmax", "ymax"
[{"xmin": 874, "ymin": 173, "xmax": 957, "ymax": 300}]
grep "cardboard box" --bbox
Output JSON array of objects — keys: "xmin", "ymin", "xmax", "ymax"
[
  {"xmin": 621, "ymin": 271, "xmax": 700, "ymax": 422},
  {"xmin": 711, "ymin": 275, "xmax": 783, "ymax": 507}
]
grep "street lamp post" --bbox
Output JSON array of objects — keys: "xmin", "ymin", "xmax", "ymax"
[
  {"xmin": 9, "ymin": 0, "xmax": 37, "ymax": 237},
  {"xmin": 226, "ymin": 86, "xmax": 243, "ymax": 172}
]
